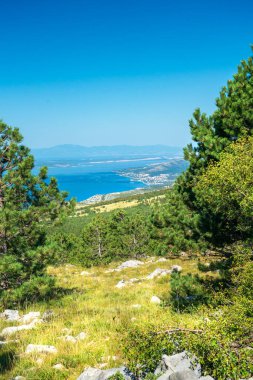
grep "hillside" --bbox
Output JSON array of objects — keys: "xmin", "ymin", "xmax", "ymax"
[{"xmin": 0, "ymin": 256, "xmax": 205, "ymax": 379}]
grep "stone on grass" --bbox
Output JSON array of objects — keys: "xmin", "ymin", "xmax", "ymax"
[
  {"xmin": 1, "ymin": 319, "xmax": 41, "ymax": 337},
  {"xmin": 13, "ymin": 376, "xmax": 26, "ymax": 380},
  {"xmin": 62, "ymin": 335, "xmax": 77, "ymax": 343},
  {"xmin": 25, "ymin": 344, "xmax": 58, "ymax": 354},
  {"xmin": 0, "ymin": 309, "xmax": 20, "ymax": 322},
  {"xmin": 156, "ymin": 258, "xmax": 168, "ymax": 262},
  {"xmin": 117, "ymin": 260, "xmax": 143, "ymax": 270},
  {"xmin": 81, "ymin": 271, "xmax": 91, "ymax": 276},
  {"xmin": 76, "ymin": 332, "xmax": 87, "ymax": 340},
  {"xmin": 150, "ymin": 296, "xmax": 161, "ymax": 304},
  {"xmin": 199, "ymin": 376, "xmax": 215, "ymax": 380},
  {"xmin": 20, "ymin": 312, "xmax": 40, "ymax": 324},
  {"xmin": 116, "ymin": 280, "xmax": 126, "ymax": 289},
  {"xmin": 146, "ymin": 268, "xmax": 171, "ymax": 280},
  {"xmin": 53, "ymin": 363, "xmax": 65, "ymax": 370},
  {"xmin": 168, "ymin": 370, "xmax": 199, "ymax": 380}
]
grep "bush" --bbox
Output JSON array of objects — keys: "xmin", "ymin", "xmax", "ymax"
[
  {"xmin": 169, "ymin": 272, "xmax": 209, "ymax": 312},
  {"xmin": 1, "ymin": 275, "xmax": 56, "ymax": 307},
  {"xmin": 122, "ymin": 324, "xmax": 179, "ymax": 378}
]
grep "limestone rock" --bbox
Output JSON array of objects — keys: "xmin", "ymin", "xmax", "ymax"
[
  {"xmin": 77, "ymin": 367, "xmax": 103, "ymax": 380},
  {"xmin": 13, "ymin": 376, "xmax": 26, "ymax": 380},
  {"xmin": 20, "ymin": 311, "xmax": 40, "ymax": 324},
  {"xmin": 77, "ymin": 367, "xmax": 130, "ymax": 380},
  {"xmin": 146, "ymin": 268, "xmax": 172, "ymax": 280},
  {"xmin": 117, "ymin": 260, "xmax": 143, "ymax": 270},
  {"xmin": 76, "ymin": 332, "xmax": 87, "ymax": 340},
  {"xmin": 155, "ymin": 369, "xmax": 174, "ymax": 380},
  {"xmin": 168, "ymin": 370, "xmax": 199, "ymax": 380},
  {"xmin": 62, "ymin": 335, "xmax": 78, "ymax": 343},
  {"xmin": 116, "ymin": 280, "xmax": 126, "ymax": 289},
  {"xmin": 150, "ymin": 296, "xmax": 161, "ymax": 304},
  {"xmin": 199, "ymin": 376, "xmax": 215, "ymax": 380},
  {"xmin": 1, "ymin": 319, "xmax": 41, "ymax": 337},
  {"xmin": 0, "ymin": 309, "xmax": 20, "ymax": 322},
  {"xmin": 156, "ymin": 258, "xmax": 168, "ymax": 262},
  {"xmin": 25, "ymin": 344, "xmax": 57, "ymax": 354},
  {"xmin": 53, "ymin": 363, "xmax": 65, "ymax": 370},
  {"xmin": 161, "ymin": 352, "xmax": 201, "ymax": 378}
]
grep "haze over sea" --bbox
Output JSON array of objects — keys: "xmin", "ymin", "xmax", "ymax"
[{"xmin": 33, "ymin": 145, "xmax": 187, "ymax": 201}]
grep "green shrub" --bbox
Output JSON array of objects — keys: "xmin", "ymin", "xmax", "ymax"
[
  {"xmin": 1, "ymin": 275, "xmax": 55, "ymax": 307},
  {"xmin": 122, "ymin": 324, "xmax": 179, "ymax": 377},
  {"xmin": 169, "ymin": 272, "xmax": 209, "ymax": 312},
  {"xmin": 107, "ymin": 372, "xmax": 126, "ymax": 380}
]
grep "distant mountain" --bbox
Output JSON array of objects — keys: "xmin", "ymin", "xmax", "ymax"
[{"xmin": 32, "ymin": 144, "xmax": 183, "ymax": 161}]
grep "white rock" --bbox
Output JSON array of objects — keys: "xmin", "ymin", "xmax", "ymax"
[
  {"xmin": 171, "ymin": 265, "xmax": 182, "ymax": 272},
  {"xmin": 62, "ymin": 335, "xmax": 77, "ymax": 343},
  {"xmin": 150, "ymin": 296, "xmax": 161, "ymax": 304},
  {"xmin": 117, "ymin": 260, "xmax": 143, "ymax": 270},
  {"xmin": 25, "ymin": 344, "xmax": 58, "ymax": 354},
  {"xmin": 0, "ymin": 309, "xmax": 20, "ymax": 322},
  {"xmin": 146, "ymin": 268, "xmax": 172, "ymax": 280},
  {"xmin": 77, "ymin": 367, "xmax": 102, "ymax": 380},
  {"xmin": 20, "ymin": 312, "xmax": 41, "ymax": 324},
  {"xmin": 156, "ymin": 258, "xmax": 168, "ymax": 262},
  {"xmin": 76, "ymin": 332, "xmax": 87, "ymax": 340},
  {"xmin": 53, "ymin": 363, "xmax": 65, "ymax": 370},
  {"xmin": 1, "ymin": 319, "xmax": 41, "ymax": 337},
  {"xmin": 13, "ymin": 377, "xmax": 26, "ymax": 380},
  {"xmin": 115, "ymin": 280, "xmax": 126, "ymax": 289}
]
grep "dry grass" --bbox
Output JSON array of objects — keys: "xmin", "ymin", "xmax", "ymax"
[{"xmin": 0, "ymin": 257, "xmax": 205, "ymax": 380}]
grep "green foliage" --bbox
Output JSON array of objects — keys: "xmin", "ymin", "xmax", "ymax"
[
  {"xmin": 0, "ymin": 121, "xmax": 74, "ymax": 305},
  {"xmin": 107, "ymin": 372, "xmax": 126, "ymax": 380},
  {"xmin": 169, "ymin": 272, "xmax": 209, "ymax": 312},
  {"xmin": 122, "ymin": 324, "xmax": 177, "ymax": 377},
  {"xmin": 50, "ymin": 209, "xmax": 151, "ymax": 266},
  {"xmin": 195, "ymin": 137, "xmax": 253, "ymax": 244},
  {"xmin": 179, "ymin": 49, "xmax": 253, "ymax": 203},
  {"xmin": 150, "ymin": 189, "xmax": 205, "ymax": 254},
  {"xmin": 1, "ymin": 275, "xmax": 56, "ymax": 307},
  {"xmin": 182, "ymin": 302, "xmax": 253, "ymax": 380}
]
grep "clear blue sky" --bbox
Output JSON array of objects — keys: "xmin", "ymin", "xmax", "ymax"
[{"xmin": 0, "ymin": 0, "xmax": 252, "ymax": 148}]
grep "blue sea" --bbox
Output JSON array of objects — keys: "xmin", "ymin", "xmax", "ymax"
[{"xmin": 35, "ymin": 156, "xmax": 185, "ymax": 202}]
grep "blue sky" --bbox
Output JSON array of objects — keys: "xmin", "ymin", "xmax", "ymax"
[{"xmin": 0, "ymin": 0, "xmax": 252, "ymax": 148}]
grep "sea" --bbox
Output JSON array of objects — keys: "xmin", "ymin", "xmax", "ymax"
[{"xmin": 34, "ymin": 156, "xmax": 186, "ymax": 202}]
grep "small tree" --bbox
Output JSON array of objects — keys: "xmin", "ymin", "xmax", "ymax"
[
  {"xmin": 0, "ymin": 121, "xmax": 73, "ymax": 304},
  {"xmin": 195, "ymin": 137, "xmax": 253, "ymax": 245}
]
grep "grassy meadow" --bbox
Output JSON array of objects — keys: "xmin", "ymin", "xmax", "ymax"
[{"xmin": 0, "ymin": 255, "xmax": 210, "ymax": 380}]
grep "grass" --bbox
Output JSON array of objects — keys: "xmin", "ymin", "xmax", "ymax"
[{"xmin": 0, "ymin": 257, "xmax": 210, "ymax": 380}]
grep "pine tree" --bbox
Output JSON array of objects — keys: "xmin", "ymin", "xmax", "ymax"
[
  {"xmin": 0, "ymin": 121, "xmax": 73, "ymax": 304},
  {"xmin": 179, "ymin": 48, "xmax": 253, "ymax": 203}
]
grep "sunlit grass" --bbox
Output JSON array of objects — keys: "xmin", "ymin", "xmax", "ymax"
[{"xmin": 0, "ymin": 257, "xmax": 207, "ymax": 380}]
